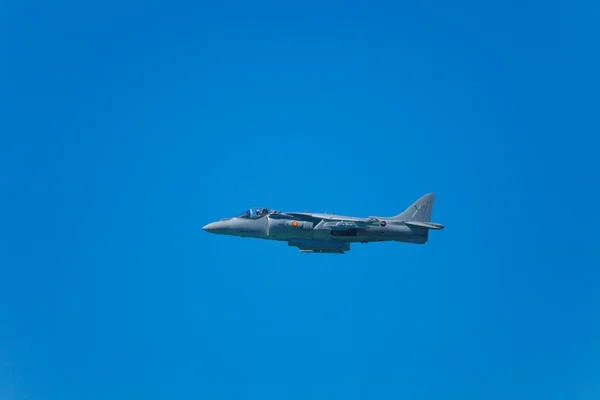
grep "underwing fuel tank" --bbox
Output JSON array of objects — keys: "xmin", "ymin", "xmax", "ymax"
[{"xmin": 288, "ymin": 240, "xmax": 350, "ymax": 253}]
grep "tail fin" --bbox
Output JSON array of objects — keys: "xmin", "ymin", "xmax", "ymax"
[{"xmin": 392, "ymin": 193, "xmax": 435, "ymax": 222}]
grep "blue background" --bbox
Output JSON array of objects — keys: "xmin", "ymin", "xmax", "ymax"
[{"xmin": 1, "ymin": 0, "xmax": 599, "ymax": 399}]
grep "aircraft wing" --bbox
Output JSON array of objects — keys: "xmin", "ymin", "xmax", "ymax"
[
  {"xmin": 270, "ymin": 211, "xmax": 381, "ymax": 231},
  {"xmin": 272, "ymin": 211, "xmax": 380, "ymax": 224}
]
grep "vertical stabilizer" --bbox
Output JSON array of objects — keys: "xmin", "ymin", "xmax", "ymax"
[{"xmin": 392, "ymin": 193, "xmax": 435, "ymax": 222}]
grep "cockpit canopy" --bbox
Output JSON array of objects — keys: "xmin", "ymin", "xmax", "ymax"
[{"xmin": 236, "ymin": 208, "xmax": 270, "ymax": 219}]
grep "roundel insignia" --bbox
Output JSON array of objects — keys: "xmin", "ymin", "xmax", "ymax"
[
  {"xmin": 292, "ymin": 221, "xmax": 298, "ymax": 227},
  {"xmin": 380, "ymin": 221, "xmax": 386, "ymax": 227}
]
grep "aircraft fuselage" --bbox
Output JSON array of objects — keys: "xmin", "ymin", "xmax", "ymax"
[
  {"xmin": 202, "ymin": 193, "xmax": 443, "ymax": 253},
  {"xmin": 203, "ymin": 214, "xmax": 428, "ymax": 244}
]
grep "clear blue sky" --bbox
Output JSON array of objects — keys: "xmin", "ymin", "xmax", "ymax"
[{"xmin": 1, "ymin": 0, "xmax": 599, "ymax": 399}]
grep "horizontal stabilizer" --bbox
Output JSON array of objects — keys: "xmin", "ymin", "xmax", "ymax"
[{"xmin": 405, "ymin": 221, "xmax": 445, "ymax": 230}]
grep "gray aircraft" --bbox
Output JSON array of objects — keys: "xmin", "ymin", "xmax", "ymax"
[{"xmin": 203, "ymin": 193, "xmax": 444, "ymax": 253}]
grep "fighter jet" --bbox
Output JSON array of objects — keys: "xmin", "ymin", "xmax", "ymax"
[{"xmin": 202, "ymin": 193, "xmax": 444, "ymax": 253}]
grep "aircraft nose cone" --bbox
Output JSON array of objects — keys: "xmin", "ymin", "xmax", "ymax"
[
  {"xmin": 203, "ymin": 221, "xmax": 229, "ymax": 234},
  {"xmin": 203, "ymin": 222, "xmax": 219, "ymax": 232}
]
